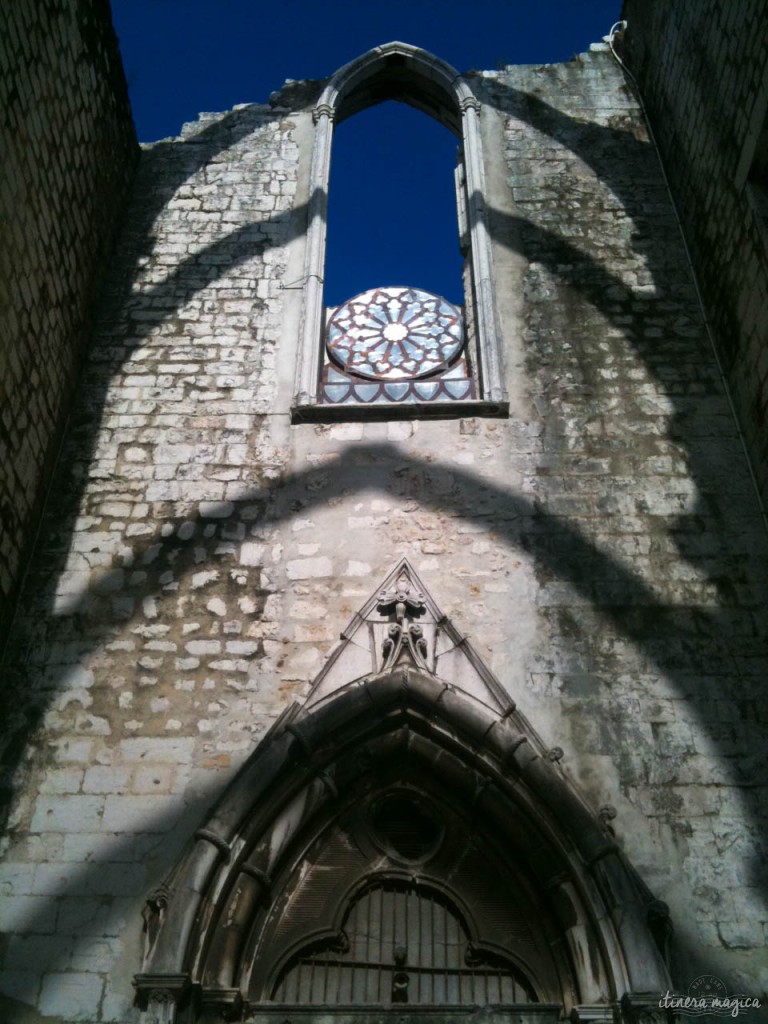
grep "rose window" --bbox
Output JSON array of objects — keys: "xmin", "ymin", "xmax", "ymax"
[
  {"xmin": 327, "ymin": 286, "xmax": 464, "ymax": 380},
  {"xmin": 320, "ymin": 286, "xmax": 474, "ymax": 406}
]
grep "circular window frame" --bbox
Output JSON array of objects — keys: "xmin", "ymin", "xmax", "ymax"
[
  {"xmin": 325, "ymin": 286, "xmax": 465, "ymax": 382},
  {"xmin": 366, "ymin": 789, "xmax": 445, "ymax": 866}
]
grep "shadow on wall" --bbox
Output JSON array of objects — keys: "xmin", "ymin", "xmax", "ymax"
[
  {"xmin": 0, "ymin": 729, "xmax": 749, "ymax": 1020},
  {"xmin": 1, "ymin": 58, "xmax": 768, "ymax": 1015},
  {"xmin": 1, "ymin": 448, "xmax": 767, "ymax": 1014}
]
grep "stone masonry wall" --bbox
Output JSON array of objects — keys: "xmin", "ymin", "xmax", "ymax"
[
  {"xmin": 621, "ymin": 0, "xmax": 768, "ymax": 509},
  {"xmin": 0, "ymin": 0, "xmax": 138, "ymax": 648},
  {"xmin": 0, "ymin": 43, "xmax": 767, "ymax": 1022},
  {"xmin": 477, "ymin": 49, "xmax": 768, "ymax": 995}
]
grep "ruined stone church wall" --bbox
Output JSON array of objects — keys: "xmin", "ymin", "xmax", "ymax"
[
  {"xmin": 0, "ymin": 0, "xmax": 138, "ymax": 647},
  {"xmin": 1, "ymin": 43, "xmax": 767, "ymax": 1022},
  {"xmin": 621, "ymin": 0, "xmax": 768, "ymax": 509}
]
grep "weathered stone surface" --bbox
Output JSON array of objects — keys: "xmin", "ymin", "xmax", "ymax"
[
  {"xmin": 0, "ymin": 0, "xmax": 138, "ymax": 647},
  {"xmin": 1, "ymin": 28, "xmax": 768, "ymax": 1024},
  {"xmin": 622, "ymin": 0, "xmax": 768, "ymax": 508}
]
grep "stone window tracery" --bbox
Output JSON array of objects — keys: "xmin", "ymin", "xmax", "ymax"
[
  {"xmin": 291, "ymin": 42, "xmax": 508, "ymax": 421},
  {"xmin": 323, "ymin": 286, "xmax": 475, "ymax": 404}
]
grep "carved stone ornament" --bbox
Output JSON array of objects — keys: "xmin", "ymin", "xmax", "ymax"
[
  {"xmin": 312, "ymin": 101, "xmax": 335, "ymax": 123},
  {"xmin": 145, "ymin": 881, "xmax": 173, "ymax": 912},
  {"xmin": 327, "ymin": 287, "xmax": 465, "ymax": 381},
  {"xmin": 300, "ymin": 558, "xmax": 522, "ymax": 713},
  {"xmin": 134, "ymin": 973, "xmax": 190, "ymax": 1017},
  {"xmin": 598, "ymin": 804, "xmax": 618, "ymax": 832},
  {"xmin": 377, "ymin": 571, "xmax": 431, "ymax": 672},
  {"xmin": 144, "ymin": 991, "xmax": 176, "ymax": 1024},
  {"xmin": 141, "ymin": 881, "xmax": 174, "ymax": 957}
]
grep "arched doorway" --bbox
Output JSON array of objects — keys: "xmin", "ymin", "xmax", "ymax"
[
  {"xmin": 135, "ymin": 667, "xmax": 671, "ymax": 1023},
  {"xmin": 245, "ymin": 781, "xmax": 565, "ymax": 1010}
]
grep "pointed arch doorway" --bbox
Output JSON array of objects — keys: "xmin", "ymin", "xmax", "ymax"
[
  {"xmin": 135, "ymin": 563, "xmax": 670, "ymax": 1022},
  {"xmin": 135, "ymin": 674, "xmax": 671, "ymax": 1024},
  {"xmin": 243, "ymin": 763, "xmax": 568, "ymax": 1015}
]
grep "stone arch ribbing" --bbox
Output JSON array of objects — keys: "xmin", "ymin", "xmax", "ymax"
[{"xmin": 315, "ymin": 40, "xmax": 476, "ymax": 133}]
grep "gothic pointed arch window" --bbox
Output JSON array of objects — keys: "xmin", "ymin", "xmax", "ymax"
[{"xmin": 291, "ymin": 42, "xmax": 509, "ymax": 420}]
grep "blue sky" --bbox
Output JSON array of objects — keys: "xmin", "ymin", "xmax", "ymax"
[{"xmin": 111, "ymin": 0, "xmax": 622, "ymax": 303}]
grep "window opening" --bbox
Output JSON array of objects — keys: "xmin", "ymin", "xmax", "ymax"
[
  {"xmin": 321, "ymin": 100, "xmax": 472, "ymax": 408},
  {"xmin": 324, "ymin": 100, "xmax": 463, "ymax": 306},
  {"xmin": 292, "ymin": 42, "xmax": 509, "ymax": 421}
]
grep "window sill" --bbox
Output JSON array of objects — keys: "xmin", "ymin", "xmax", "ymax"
[{"xmin": 291, "ymin": 398, "xmax": 509, "ymax": 424}]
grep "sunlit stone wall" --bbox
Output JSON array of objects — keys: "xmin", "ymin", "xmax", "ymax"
[{"xmin": 0, "ymin": 40, "xmax": 766, "ymax": 1023}]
